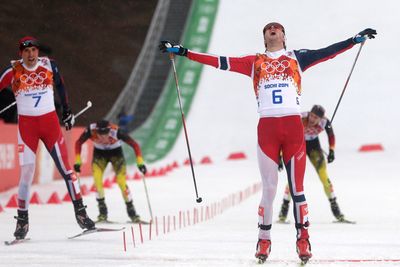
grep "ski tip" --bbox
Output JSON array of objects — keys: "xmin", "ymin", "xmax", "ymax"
[
  {"xmin": 4, "ymin": 238, "xmax": 30, "ymax": 246},
  {"xmin": 68, "ymin": 226, "xmax": 126, "ymax": 239}
]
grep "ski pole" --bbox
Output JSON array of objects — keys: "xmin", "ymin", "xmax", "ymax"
[
  {"xmin": 331, "ymin": 42, "xmax": 365, "ymax": 123},
  {"xmin": 0, "ymin": 101, "xmax": 16, "ymax": 114},
  {"xmin": 74, "ymin": 101, "xmax": 92, "ymax": 119},
  {"xmin": 168, "ymin": 53, "xmax": 202, "ymax": 203},
  {"xmin": 141, "ymin": 173, "xmax": 153, "ymax": 221}
]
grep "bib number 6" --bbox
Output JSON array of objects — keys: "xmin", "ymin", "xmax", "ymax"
[{"xmin": 272, "ymin": 89, "xmax": 282, "ymax": 104}]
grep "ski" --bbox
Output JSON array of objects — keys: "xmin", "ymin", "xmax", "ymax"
[
  {"xmin": 95, "ymin": 219, "xmax": 119, "ymax": 224},
  {"xmin": 333, "ymin": 219, "xmax": 356, "ymax": 224},
  {"xmin": 128, "ymin": 220, "xmax": 151, "ymax": 225},
  {"xmin": 68, "ymin": 227, "xmax": 125, "ymax": 239},
  {"xmin": 95, "ymin": 219, "xmax": 151, "ymax": 225},
  {"xmin": 4, "ymin": 238, "xmax": 31, "ymax": 246}
]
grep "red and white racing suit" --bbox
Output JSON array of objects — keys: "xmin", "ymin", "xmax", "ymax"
[
  {"xmin": 185, "ymin": 37, "xmax": 356, "ymax": 240},
  {"xmin": 0, "ymin": 57, "xmax": 81, "ymax": 210}
]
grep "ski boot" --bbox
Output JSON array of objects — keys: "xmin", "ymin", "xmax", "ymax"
[
  {"xmin": 329, "ymin": 197, "xmax": 345, "ymax": 221},
  {"xmin": 126, "ymin": 200, "xmax": 141, "ymax": 223},
  {"xmin": 255, "ymin": 239, "xmax": 271, "ymax": 263},
  {"xmin": 73, "ymin": 199, "xmax": 95, "ymax": 230},
  {"xmin": 278, "ymin": 199, "xmax": 290, "ymax": 223},
  {"xmin": 296, "ymin": 238, "xmax": 312, "ymax": 264},
  {"xmin": 14, "ymin": 210, "xmax": 29, "ymax": 240},
  {"xmin": 96, "ymin": 198, "xmax": 108, "ymax": 222}
]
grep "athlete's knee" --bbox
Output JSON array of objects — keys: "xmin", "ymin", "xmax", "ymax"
[
  {"xmin": 291, "ymin": 193, "xmax": 306, "ymax": 204},
  {"xmin": 261, "ymin": 182, "xmax": 278, "ymax": 197},
  {"xmin": 116, "ymin": 175, "xmax": 127, "ymax": 188},
  {"xmin": 19, "ymin": 164, "xmax": 35, "ymax": 185}
]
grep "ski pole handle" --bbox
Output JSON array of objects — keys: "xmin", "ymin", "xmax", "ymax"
[{"xmin": 74, "ymin": 101, "xmax": 92, "ymax": 119}]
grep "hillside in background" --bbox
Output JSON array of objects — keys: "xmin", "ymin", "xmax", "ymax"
[{"xmin": 0, "ymin": 0, "xmax": 157, "ymax": 125}]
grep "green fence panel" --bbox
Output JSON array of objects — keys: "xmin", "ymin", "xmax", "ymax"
[{"xmin": 125, "ymin": 0, "xmax": 219, "ymax": 164}]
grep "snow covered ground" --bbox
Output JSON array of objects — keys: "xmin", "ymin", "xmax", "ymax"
[{"xmin": 1, "ymin": 0, "xmax": 400, "ymax": 266}]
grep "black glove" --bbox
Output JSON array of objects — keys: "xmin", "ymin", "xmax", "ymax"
[
  {"xmin": 62, "ymin": 108, "xmax": 75, "ymax": 131},
  {"xmin": 159, "ymin": 40, "xmax": 188, "ymax": 56},
  {"xmin": 327, "ymin": 149, "xmax": 335, "ymax": 163},
  {"xmin": 138, "ymin": 164, "xmax": 147, "ymax": 175},
  {"xmin": 278, "ymin": 156, "xmax": 284, "ymax": 172},
  {"xmin": 353, "ymin": 28, "xmax": 377, "ymax": 43},
  {"xmin": 74, "ymin": 163, "xmax": 81, "ymax": 173}
]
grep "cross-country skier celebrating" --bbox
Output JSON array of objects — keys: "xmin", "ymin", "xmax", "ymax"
[
  {"xmin": 0, "ymin": 36, "xmax": 95, "ymax": 240},
  {"xmin": 277, "ymin": 105, "xmax": 349, "ymax": 223},
  {"xmin": 74, "ymin": 119, "xmax": 147, "ymax": 223},
  {"xmin": 159, "ymin": 24, "xmax": 376, "ymax": 263}
]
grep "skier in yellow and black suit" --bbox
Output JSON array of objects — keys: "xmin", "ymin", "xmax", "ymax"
[
  {"xmin": 74, "ymin": 119, "xmax": 147, "ymax": 223},
  {"xmin": 277, "ymin": 105, "xmax": 350, "ymax": 223}
]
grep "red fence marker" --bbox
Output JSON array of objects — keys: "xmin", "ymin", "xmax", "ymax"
[
  {"xmin": 227, "ymin": 152, "xmax": 246, "ymax": 160},
  {"xmin": 358, "ymin": 143, "xmax": 384, "ymax": 152},
  {"xmin": 139, "ymin": 223, "xmax": 143, "ymax": 244},
  {"xmin": 131, "ymin": 226, "xmax": 136, "ymax": 248},
  {"xmin": 6, "ymin": 194, "xmax": 18, "ymax": 208},
  {"xmin": 29, "ymin": 192, "xmax": 43, "ymax": 204},
  {"xmin": 123, "ymin": 231, "xmax": 126, "ymax": 252},
  {"xmin": 47, "ymin": 192, "xmax": 62, "ymax": 204}
]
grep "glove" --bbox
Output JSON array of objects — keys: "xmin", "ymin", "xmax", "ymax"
[
  {"xmin": 74, "ymin": 163, "xmax": 81, "ymax": 173},
  {"xmin": 159, "ymin": 40, "xmax": 188, "ymax": 56},
  {"xmin": 278, "ymin": 155, "xmax": 284, "ymax": 172},
  {"xmin": 136, "ymin": 155, "xmax": 147, "ymax": 174},
  {"xmin": 138, "ymin": 164, "xmax": 147, "ymax": 175},
  {"xmin": 62, "ymin": 108, "xmax": 75, "ymax": 131},
  {"xmin": 353, "ymin": 28, "xmax": 377, "ymax": 44},
  {"xmin": 327, "ymin": 149, "xmax": 335, "ymax": 163}
]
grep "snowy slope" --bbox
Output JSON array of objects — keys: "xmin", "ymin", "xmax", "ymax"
[{"xmin": 1, "ymin": 0, "xmax": 400, "ymax": 266}]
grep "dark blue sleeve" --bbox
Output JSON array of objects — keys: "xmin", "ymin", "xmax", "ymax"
[
  {"xmin": 0, "ymin": 65, "xmax": 13, "ymax": 90},
  {"xmin": 50, "ymin": 59, "xmax": 69, "ymax": 111},
  {"xmin": 294, "ymin": 38, "xmax": 355, "ymax": 72}
]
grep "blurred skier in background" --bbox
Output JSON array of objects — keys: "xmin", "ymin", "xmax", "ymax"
[
  {"xmin": 0, "ymin": 36, "xmax": 95, "ymax": 240},
  {"xmin": 159, "ymin": 24, "xmax": 376, "ymax": 263},
  {"xmin": 277, "ymin": 105, "xmax": 351, "ymax": 224},
  {"xmin": 117, "ymin": 106, "xmax": 134, "ymax": 133},
  {"xmin": 74, "ymin": 119, "xmax": 147, "ymax": 223}
]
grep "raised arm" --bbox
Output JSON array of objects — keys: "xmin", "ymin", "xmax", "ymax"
[
  {"xmin": 294, "ymin": 28, "xmax": 377, "ymax": 72},
  {"xmin": 159, "ymin": 40, "xmax": 255, "ymax": 77}
]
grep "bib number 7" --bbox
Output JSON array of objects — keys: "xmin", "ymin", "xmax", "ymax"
[{"xmin": 32, "ymin": 95, "xmax": 41, "ymax": 107}]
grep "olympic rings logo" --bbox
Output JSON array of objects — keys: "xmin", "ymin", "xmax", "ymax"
[
  {"xmin": 20, "ymin": 71, "xmax": 48, "ymax": 86},
  {"xmin": 260, "ymin": 60, "xmax": 290, "ymax": 73}
]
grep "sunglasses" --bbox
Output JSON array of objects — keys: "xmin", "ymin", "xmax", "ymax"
[
  {"xmin": 19, "ymin": 40, "xmax": 39, "ymax": 50},
  {"xmin": 263, "ymin": 23, "xmax": 285, "ymax": 34}
]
